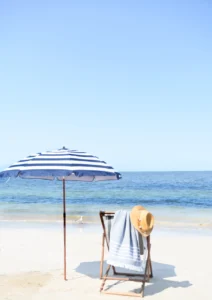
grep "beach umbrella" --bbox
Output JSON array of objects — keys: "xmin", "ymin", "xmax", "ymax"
[{"xmin": 0, "ymin": 146, "xmax": 121, "ymax": 280}]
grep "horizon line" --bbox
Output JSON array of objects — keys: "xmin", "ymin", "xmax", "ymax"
[{"xmin": 119, "ymin": 170, "xmax": 212, "ymax": 172}]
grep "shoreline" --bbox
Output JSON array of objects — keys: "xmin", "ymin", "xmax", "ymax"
[
  {"xmin": 1, "ymin": 219, "xmax": 212, "ymax": 236},
  {"xmin": 1, "ymin": 205, "xmax": 211, "ymax": 224}
]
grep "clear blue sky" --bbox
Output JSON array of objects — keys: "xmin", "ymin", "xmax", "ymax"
[{"xmin": 0, "ymin": 0, "xmax": 211, "ymax": 171}]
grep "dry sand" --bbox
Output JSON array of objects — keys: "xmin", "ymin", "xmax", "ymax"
[{"xmin": 0, "ymin": 225, "xmax": 211, "ymax": 299}]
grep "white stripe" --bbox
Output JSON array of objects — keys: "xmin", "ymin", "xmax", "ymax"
[
  {"xmin": 110, "ymin": 240, "xmax": 141, "ymax": 250},
  {"xmin": 11, "ymin": 160, "xmax": 110, "ymax": 167},
  {"xmin": 109, "ymin": 254, "xmax": 141, "ymax": 263},
  {"xmin": 5, "ymin": 166, "xmax": 116, "ymax": 173},
  {"xmin": 109, "ymin": 249, "xmax": 140, "ymax": 256},
  {"xmin": 108, "ymin": 254, "xmax": 141, "ymax": 263},
  {"xmin": 109, "ymin": 244, "xmax": 140, "ymax": 252}
]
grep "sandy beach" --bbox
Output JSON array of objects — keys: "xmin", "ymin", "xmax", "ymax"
[{"xmin": 0, "ymin": 223, "xmax": 211, "ymax": 300}]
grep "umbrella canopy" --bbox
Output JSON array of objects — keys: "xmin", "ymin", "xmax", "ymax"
[
  {"xmin": 0, "ymin": 147, "xmax": 121, "ymax": 181},
  {"xmin": 0, "ymin": 147, "xmax": 121, "ymax": 280}
]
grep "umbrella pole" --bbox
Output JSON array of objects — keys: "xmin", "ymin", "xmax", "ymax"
[{"xmin": 63, "ymin": 178, "xmax": 67, "ymax": 280}]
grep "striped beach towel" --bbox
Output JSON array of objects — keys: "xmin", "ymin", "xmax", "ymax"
[{"xmin": 107, "ymin": 210, "xmax": 144, "ymax": 272}]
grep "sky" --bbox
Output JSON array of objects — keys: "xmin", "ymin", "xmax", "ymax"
[{"xmin": 0, "ymin": 0, "xmax": 212, "ymax": 171}]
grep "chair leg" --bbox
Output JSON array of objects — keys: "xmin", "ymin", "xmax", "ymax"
[
  {"xmin": 100, "ymin": 265, "xmax": 111, "ymax": 292},
  {"xmin": 149, "ymin": 245, "xmax": 153, "ymax": 278},
  {"xmin": 149, "ymin": 258, "xmax": 153, "ymax": 278},
  {"xmin": 100, "ymin": 233, "xmax": 105, "ymax": 279},
  {"xmin": 140, "ymin": 255, "xmax": 150, "ymax": 297},
  {"xmin": 140, "ymin": 240, "xmax": 152, "ymax": 297}
]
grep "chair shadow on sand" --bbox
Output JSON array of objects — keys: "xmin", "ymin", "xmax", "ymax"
[{"xmin": 75, "ymin": 260, "xmax": 192, "ymax": 296}]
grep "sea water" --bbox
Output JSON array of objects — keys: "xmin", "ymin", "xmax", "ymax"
[{"xmin": 0, "ymin": 171, "xmax": 212, "ymax": 226}]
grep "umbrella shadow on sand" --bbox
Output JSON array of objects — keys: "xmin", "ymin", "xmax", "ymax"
[{"xmin": 75, "ymin": 260, "xmax": 192, "ymax": 296}]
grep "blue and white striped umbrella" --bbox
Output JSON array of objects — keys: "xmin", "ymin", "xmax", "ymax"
[
  {"xmin": 0, "ymin": 147, "xmax": 121, "ymax": 280},
  {"xmin": 0, "ymin": 147, "xmax": 121, "ymax": 181}
]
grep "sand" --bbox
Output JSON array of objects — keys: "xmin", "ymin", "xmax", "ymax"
[{"xmin": 0, "ymin": 224, "xmax": 211, "ymax": 299}]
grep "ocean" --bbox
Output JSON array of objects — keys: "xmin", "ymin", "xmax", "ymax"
[{"xmin": 0, "ymin": 171, "xmax": 212, "ymax": 227}]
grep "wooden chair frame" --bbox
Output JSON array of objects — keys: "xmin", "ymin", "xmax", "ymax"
[{"xmin": 99, "ymin": 211, "xmax": 153, "ymax": 297}]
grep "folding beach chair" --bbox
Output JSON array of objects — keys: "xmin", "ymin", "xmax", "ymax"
[{"xmin": 99, "ymin": 211, "xmax": 153, "ymax": 297}]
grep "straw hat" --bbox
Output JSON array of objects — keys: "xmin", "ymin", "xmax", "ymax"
[{"xmin": 130, "ymin": 205, "xmax": 154, "ymax": 237}]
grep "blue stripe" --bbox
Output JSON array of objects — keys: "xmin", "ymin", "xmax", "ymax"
[
  {"xmin": 19, "ymin": 158, "xmax": 105, "ymax": 163},
  {"xmin": 37, "ymin": 153, "xmax": 97, "ymax": 158}
]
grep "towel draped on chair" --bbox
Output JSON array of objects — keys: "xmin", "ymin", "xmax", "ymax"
[{"xmin": 107, "ymin": 210, "xmax": 145, "ymax": 272}]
